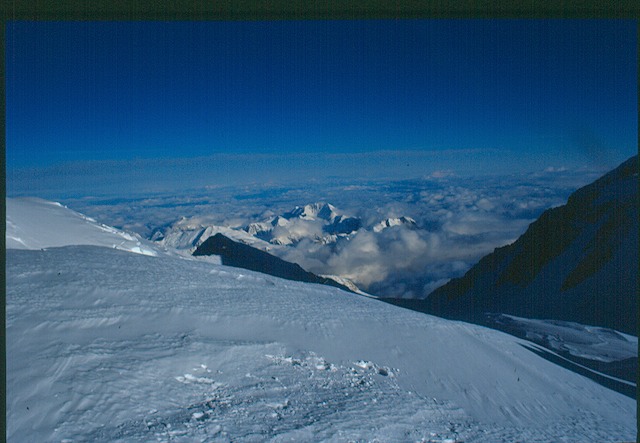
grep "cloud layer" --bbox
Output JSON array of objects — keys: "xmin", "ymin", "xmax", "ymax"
[{"xmin": 54, "ymin": 168, "xmax": 603, "ymax": 298}]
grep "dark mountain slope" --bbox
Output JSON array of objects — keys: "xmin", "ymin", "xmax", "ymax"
[
  {"xmin": 193, "ymin": 233, "xmax": 354, "ymax": 293},
  {"xmin": 421, "ymin": 155, "xmax": 638, "ymax": 335}
]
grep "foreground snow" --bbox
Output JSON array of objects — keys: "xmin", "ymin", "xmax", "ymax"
[
  {"xmin": 489, "ymin": 314, "xmax": 637, "ymax": 364},
  {"xmin": 7, "ymin": 245, "xmax": 635, "ymax": 442},
  {"xmin": 6, "ymin": 197, "xmax": 161, "ymax": 256}
]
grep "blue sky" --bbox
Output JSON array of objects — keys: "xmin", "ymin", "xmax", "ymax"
[{"xmin": 6, "ymin": 20, "xmax": 637, "ymax": 194}]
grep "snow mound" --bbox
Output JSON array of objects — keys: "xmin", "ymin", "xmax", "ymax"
[
  {"xmin": 6, "ymin": 245, "xmax": 635, "ymax": 442},
  {"xmin": 6, "ymin": 197, "xmax": 160, "ymax": 256}
]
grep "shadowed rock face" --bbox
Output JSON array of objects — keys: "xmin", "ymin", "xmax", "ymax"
[
  {"xmin": 391, "ymin": 156, "xmax": 638, "ymax": 335},
  {"xmin": 193, "ymin": 233, "xmax": 354, "ymax": 293},
  {"xmin": 324, "ymin": 215, "xmax": 361, "ymax": 235}
]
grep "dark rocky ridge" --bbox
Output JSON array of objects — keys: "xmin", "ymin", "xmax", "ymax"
[
  {"xmin": 193, "ymin": 233, "xmax": 355, "ymax": 293},
  {"xmin": 388, "ymin": 156, "xmax": 638, "ymax": 335}
]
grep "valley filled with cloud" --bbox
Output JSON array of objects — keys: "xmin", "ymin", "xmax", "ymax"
[{"xmin": 57, "ymin": 167, "xmax": 604, "ymax": 299}]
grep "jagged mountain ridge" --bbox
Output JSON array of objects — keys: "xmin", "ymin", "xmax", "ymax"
[
  {"xmin": 422, "ymin": 156, "xmax": 638, "ymax": 335},
  {"xmin": 245, "ymin": 202, "xmax": 362, "ymax": 245},
  {"xmin": 153, "ymin": 219, "xmax": 274, "ymax": 254},
  {"xmin": 283, "ymin": 202, "xmax": 340, "ymax": 221},
  {"xmin": 153, "ymin": 201, "xmax": 416, "ymax": 252}
]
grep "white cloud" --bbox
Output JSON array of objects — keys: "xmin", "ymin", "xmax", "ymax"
[
  {"xmin": 325, "ymin": 230, "xmax": 386, "ymax": 286},
  {"xmin": 271, "ymin": 218, "xmax": 324, "ymax": 244},
  {"xmin": 54, "ymin": 169, "xmax": 601, "ymax": 298},
  {"xmin": 475, "ymin": 198, "xmax": 495, "ymax": 211}
]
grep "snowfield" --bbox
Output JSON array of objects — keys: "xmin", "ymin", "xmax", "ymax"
[
  {"xmin": 5, "ymin": 199, "xmax": 636, "ymax": 442},
  {"xmin": 489, "ymin": 314, "xmax": 638, "ymax": 364},
  {"xmin": 6, "ymin": 197, "xmax": 161, "ymax": 256}
]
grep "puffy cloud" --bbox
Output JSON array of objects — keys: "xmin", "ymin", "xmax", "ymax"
[
  {"xmin": 475, "ymin": 198, "xmax": 495, "ymax": 211},
  {"xmin": 442, "ymin": 211, "xmax": 530, "ymax": 237},
  {"xmin": 271, "ymin": 218, "xmax": 324, "ymax": 244},
  {"xmin": 325, "ymin": 230, "xmax": 386, "ymax": 286}
]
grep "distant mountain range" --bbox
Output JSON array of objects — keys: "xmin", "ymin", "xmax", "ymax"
[
  {"xmin": 153, "ymin": 202, "xmax": 417, "ymax": 253},
  {"xmin": 244, "ymin": 202, "xmax": 362, "ymax": 246}
]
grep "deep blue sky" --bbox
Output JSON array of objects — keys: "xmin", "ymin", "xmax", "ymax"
[{"xmin": 5, "ymin": 20, "xmax": 637, "ymax": 193}]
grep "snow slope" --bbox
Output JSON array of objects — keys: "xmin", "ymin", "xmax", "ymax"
[
  {"xmin": 488, "ymin": 314, "xmax": 637, "ymax": 364},
  {"xmin": 6, "ymin": 199, "xmax": 636, "ymax": 442},
  {"xmin": 6, "ymin": 197, "xmax": 161, "ymax": 256}
]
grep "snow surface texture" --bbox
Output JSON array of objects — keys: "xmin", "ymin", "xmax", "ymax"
[
  {"xmin": 6, "ymin": 199, "xmax": 636, "ymax": 442},
  {"xmin": 491, "ymin": 314, "xmax": 637, "ymax": 364}
]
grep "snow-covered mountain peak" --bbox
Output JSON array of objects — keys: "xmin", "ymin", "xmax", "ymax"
[
  {"xmin": 157, "ymin": 219, "xmax": 276, "ymax": 255},
  {"xmin": 271, "ymin": 215, "xmax": 290, "ymax": 227},
  {"xmin": 284, "ymin": 202, "xmax": 339, "ymax": 221},
  {"xmin": 239, "ymin": 203, "xmax": 360, "ymax": 246},
  {"xmin": 373, "ymin": 216, "xmax": 417, "ymax": 233}
]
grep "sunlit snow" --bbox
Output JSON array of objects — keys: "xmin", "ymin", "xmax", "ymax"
[{"xmin": 6, "ymin": 197, "xmax": 160, "ymax": 256}]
